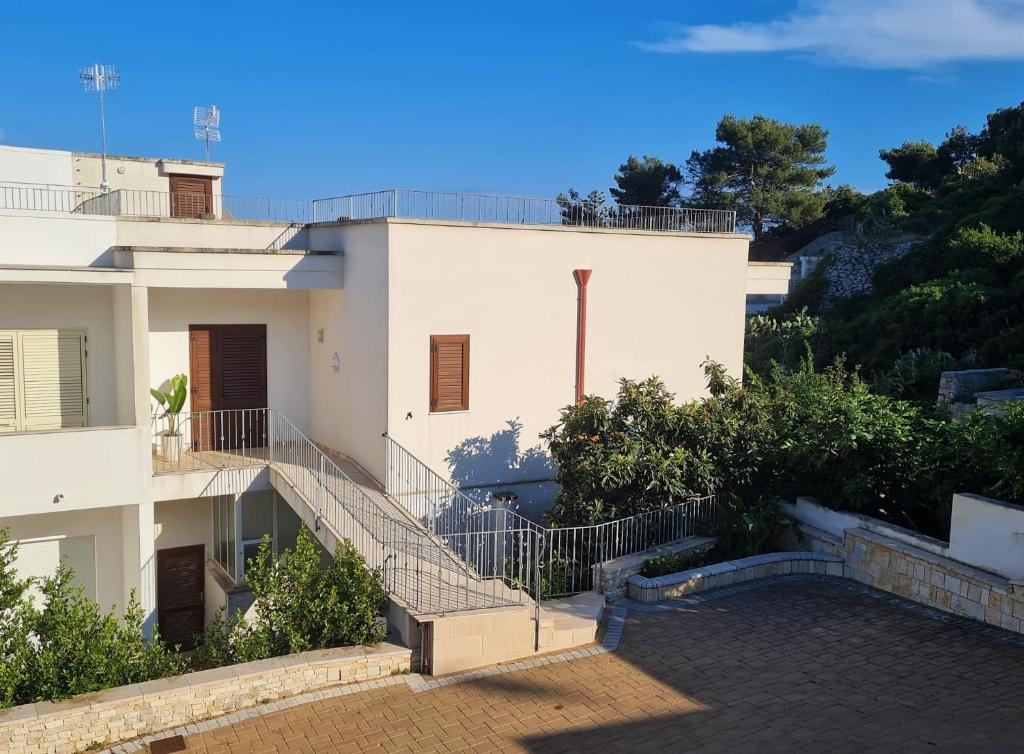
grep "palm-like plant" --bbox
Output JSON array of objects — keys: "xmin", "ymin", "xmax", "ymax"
[{"xmin": 151, "ymin": 374, "xmax": 188, "ymax": 436}]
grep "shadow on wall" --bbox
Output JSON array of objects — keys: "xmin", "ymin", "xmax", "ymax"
[{"xmin": 446, "ymin": 419, "xmax": 558, "ymax": 521}]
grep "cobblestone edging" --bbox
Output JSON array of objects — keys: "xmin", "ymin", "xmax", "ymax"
[
  {"xmin": 103, "ymin": 603, "xmax": 631, "ymax": 753},
  {"xmin": 627, "ymin": 551, "xmax": 844, "ymax": 603},
  {"xmin": 0, "ymin": 643, "xmax": 411, "ymax": 754}
]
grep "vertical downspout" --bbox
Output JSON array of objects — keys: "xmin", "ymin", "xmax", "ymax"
[{"xmin": 573, "ymin": 269, "xmax": 592, "ymax": 405}]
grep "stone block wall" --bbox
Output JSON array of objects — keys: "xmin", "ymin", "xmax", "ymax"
[
  {"xmin": 627, "ymin": 551, "xmax": 843, "ymax": 603},
  {"xmin": 843, "ymin": 528, "xmax": 1024, "ymax": 634},
  {"xmin": 597, "ymin": 536, "xmax": 716, "ymax": 602},
  {"xmin": 0, "ymin": 643, "xmax": 411, "ymax": 754}
]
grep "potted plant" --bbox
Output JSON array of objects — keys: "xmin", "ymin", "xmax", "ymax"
[{"xmin": 152, "ymin": 374, "xmax": 188, "ymax": 462}]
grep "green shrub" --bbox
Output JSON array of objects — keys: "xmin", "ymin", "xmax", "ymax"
[
  {"xmin": 876, "ymin": 348, "xmax": 957, "ymax": 401},
  {"xmin": 745, "ymin": 309, "xmax": 819, "ymax": 377},
  {"xmin": 25, "ymin": 569, "xmax": 183, "ymax": 703},
  {"xmin": 640, "ymin": 549, "xmax": 713, "ymax": 578},
  {"xmin": 0, "ymin": 531, "xmax": 183, "ymax": 709},
  {"xmin": 198, "ymin": 526, "xmax": 388, "ymax": 665}
]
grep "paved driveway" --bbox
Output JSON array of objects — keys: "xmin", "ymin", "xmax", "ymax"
[{"xmin": 181, "ymin": 578, "xmax": 1024, "ymax": 753}]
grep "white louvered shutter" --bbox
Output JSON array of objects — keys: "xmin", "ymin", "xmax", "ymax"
[
  {"xmin": 0, "ymin": 332, "xmax": 17, "ymax": 431},
  {"xmin": 18, "ymin": 330, "xmax": 88, "ymax": 430}
]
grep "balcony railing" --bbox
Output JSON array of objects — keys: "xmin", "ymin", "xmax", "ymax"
[
  {"xmin": 312, "ymin": 190, "xmax": 737, "ymax": 233},
  {"xmin": 0, "ymin": 182, "xmax": 738, "ymax": 234}
]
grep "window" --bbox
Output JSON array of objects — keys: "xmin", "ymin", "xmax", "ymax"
[
  {"xmin": 0, "ymin": 329, "xmax": 87, "ymax": 433},
  {"xmin": 212, "ymin": 491, "xmax": 302, "ymax": 583},
  {"xmin": 429, "ymin": 334, "xmax": 469, "ymax": 412}
]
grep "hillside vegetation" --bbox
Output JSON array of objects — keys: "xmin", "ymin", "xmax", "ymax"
[{"xmin": 776, "ymin": 101, "xmax": 1024, "ymax": 383}]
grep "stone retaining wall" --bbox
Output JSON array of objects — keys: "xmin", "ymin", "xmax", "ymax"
[
  {"xmin": 843, "ymin": 527, "xmax": 1024, "ymax": 634},
  {"xmin": 597, "ymin": 536, "xmax": 716, "ymax": 602},
  {"xmin": 0, "ymin": 642, "xmax": 411, "ymax": 754},
  {"xmin": 628, "ymin": 551, "xmax": 843, "ymax": 603}
]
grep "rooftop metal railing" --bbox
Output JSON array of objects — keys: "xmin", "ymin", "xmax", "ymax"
[
  {"xmin": 1, "ymin": 182, "xmax": 737, "ymax": 234},
  {"xmin": 313, "ymin": 189, "xmax": 737, "ymax": 233},
  {"xmin": 0, "ymin": 183, "xmax": 314, "ymax": 224}
]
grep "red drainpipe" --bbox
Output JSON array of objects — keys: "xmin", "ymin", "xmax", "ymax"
[{"xmin": 573, "ymin": 269, "xmax": 592, "ymax": 405}]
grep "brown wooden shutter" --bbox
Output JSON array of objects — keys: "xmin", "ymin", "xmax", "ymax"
[
  {"xmin": 169, "ymin": 174, "xmax": 213, "ymax": 218},
  {"xmin": 430, "ymin": 334, "xmax": 469, "ymax": 412}
]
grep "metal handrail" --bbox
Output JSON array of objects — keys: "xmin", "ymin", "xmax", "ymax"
[
  {"xmin": 312, "ymin": 190, "xmax": 737, "ymax": 233},
  {"xmin": 382, "ymin": 433, "xmax": 719, "ymax": 598},
  {"xmin": 150, "ymin": 408, "xmax": 532, "ymax": 614}
]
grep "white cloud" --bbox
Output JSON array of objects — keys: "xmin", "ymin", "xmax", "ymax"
[{"xmin": 639, "ymin": 0, "xmax": 1024, "ymax": 69}]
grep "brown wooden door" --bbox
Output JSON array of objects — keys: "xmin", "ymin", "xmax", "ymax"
[
  {"xmin": 169, "ymin": 174, "xmax": 213, "ymax": 218},
  {"xmin": 188, "ymin": 325, "xmax": 267, "ymax": 451},
  {"xmin": 189, "ymin": 326, "xmax": 215, "ymax": 451},
  {"xmin": 156, "ymin": 545, "xmax": 205, "ymax": 649}
]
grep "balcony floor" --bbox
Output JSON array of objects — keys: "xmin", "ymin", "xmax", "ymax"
[{"xmin": 152, "ymin": 446, "xmax": 269, "ymax": 475}]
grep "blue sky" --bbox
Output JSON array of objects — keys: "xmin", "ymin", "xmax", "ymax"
[{"xmin": 1, "ymin": 0, "xmax": 1022, "ymax": 200}]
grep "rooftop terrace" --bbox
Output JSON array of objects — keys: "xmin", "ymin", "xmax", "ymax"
[{"xmin": 0, "ymin": 184, "xmax": 738, "ymax": 234}]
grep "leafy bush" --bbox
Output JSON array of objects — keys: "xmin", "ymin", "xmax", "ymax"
[
  {"xmin": 545, "ymin": 356, "xmax": 1023, "ymax": 540},
  {"xmin": 0, "ymin": 531, "xmax": 183, "ymax": 709},
  {"xmin": 876, "ymin": 348, "xmax": 956, "ymax": 401},
  {"xmin": 745, "ymin": 308, "xmax": 819, "ymax": 377},
  {"xmin": 196, "ymin": 526, "xmax": 387, "ymax": 666},
  {"xmin": 640, "ymin": 548, "xmax": 714, "ymax": 578}
]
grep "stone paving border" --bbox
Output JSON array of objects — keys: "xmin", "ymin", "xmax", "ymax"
[{"xmin": 104, "ymin": 602, "xmax": 632, "ymax": 754}]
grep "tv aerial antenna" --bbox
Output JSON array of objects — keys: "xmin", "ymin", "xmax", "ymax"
[
  {"xmin": 193, "ymin": 105, "xmax": 221, "ymax": 162},
  {"xmin": 79, "ymin": 64, "xmax": 121, "ymax": 192}
]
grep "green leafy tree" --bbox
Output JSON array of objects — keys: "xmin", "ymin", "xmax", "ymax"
[
  {"xmin": 979, "ymin": 100, "xmax": 1024, "ymax": 178},
  {"xmin": 879, "ymin": 141, "xmax": 942, "ymax": 189},
  {"xmin": 686, "ymin": 115, "xmax": 835, "ymax": 239},
  {"xmin": 555, "ymin": 188, "xmax": 611, "ymax": 226},
  {"xmin": 609, "ymin": 155, "xmax": 682, "ymax": 207}
]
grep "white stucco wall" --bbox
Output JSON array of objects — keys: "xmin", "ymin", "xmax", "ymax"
[
  {"xmin": 154, "ymin": 497, "xmax": 211, "ymax": 554},
  {"xmin": 147, "ymin": 288, "xmax": 312, "ymax": 432},
  {"xmin": 949, "ymin": 493, "xmax": 1024, "ymax": 580},
  {"xmin": 0, "ymin": 211, "xmax": 118, "ymax": 267},
  {"xmin": 308, "ymin": 223, "xmax": 390, "ymax": 478},
  {"xmin": 115, "ymin": 218, "xmax": 298, "ymax": 251},
  {"xmin": 382, "ymin": 220, "xmax": 748, "ymax": 511},
  {"xmin": 72, "ymin": 153, "xmax": 223, "ymax": 197},
  {"xmin": 0, "ymin": 145, "xmax": 74, "ymax": 186},
  {"xmin": 0, "ymin": 505, "xmax": 128, "ymax": 611}
]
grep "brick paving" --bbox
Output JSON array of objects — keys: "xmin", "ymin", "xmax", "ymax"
[{"xmin": 180, "ymin": 578, "xmax": 1024, "ymax": 753}]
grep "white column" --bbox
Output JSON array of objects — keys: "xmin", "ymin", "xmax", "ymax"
[{"xmin": 121, "ymin": 501, "xmax": 156, "ymax": 636}]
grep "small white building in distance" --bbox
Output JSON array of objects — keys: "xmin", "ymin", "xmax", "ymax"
[{"xmin": 0, "ymin": 142, "xmax": 781, "ymax": 673}]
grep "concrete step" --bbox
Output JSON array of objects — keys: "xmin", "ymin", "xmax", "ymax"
[{"xmin": 537, "ymin": 591, "xmax": 604, "ymax": 650}]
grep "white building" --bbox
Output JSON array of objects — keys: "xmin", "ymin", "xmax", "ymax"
[{"xmin": 0, "ymin": 143, "xmax": 775, "ymax": 672}]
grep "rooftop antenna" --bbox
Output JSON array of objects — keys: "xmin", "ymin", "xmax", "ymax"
[
  {"xmin": 193, "ymin": 105, "xmax": 221, "ymax": 162},
  {"xmin": 79, "ymin": 64, "xmax": 120, "ymax": 192}
]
